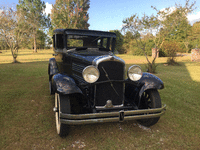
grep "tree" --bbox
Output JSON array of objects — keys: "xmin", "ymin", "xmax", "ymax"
[
  {"xmin": 109, "ymin": 30, "xmax": 125, "ymax": 54},
  {"xmin": 0, "ymin": 37, "xmax": 8, "ymax": 50},
  {"xmin": 122, "ymin": 0, "xmax": 197, "ymax": 71},
  {"xmin": 122, "ymin": 14, "xmax": 162, "ymax": 73},
  {"xmin": 163, "ymin": 41, "xmax": 180, "ymax": 65},
  {"xmin": 17, "ymin": 0, "xmax": 49, "ymax": 53},
  {"xmin": 0, "ymin": 7, "xmax": 26, "ymax": 62},
  {"xmin": 190, "ymin": 21, "xmax": 200, "ymax": 49},
  {"xmin": 51, "ymin": 0, "xmax": 90, "ymax": 31},
  {"xmin": 123, "ymin": 31, "xmax": 134, "ymax": 54},
  {"xmin": 153, "ymin": 0, "xmax": 196, "ymax": 53}
]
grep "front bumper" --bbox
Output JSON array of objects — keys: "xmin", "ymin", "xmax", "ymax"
[{"xmin": 60, "ymin": 105, "xmax": 166, "ymax": 125}]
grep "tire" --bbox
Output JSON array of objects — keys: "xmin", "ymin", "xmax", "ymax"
[
  {"xmin": 137, "ymin": 89, "xmax": 161, "ymax": 127},
  {"xmin": 55, "ymin": 93, "xmax": 70, "ymax": 137},
  {"xmin": 48, "ymin": 64, "xmax": 54, "ymax": 95},
  {"xmin": 49, "ymin": 80, "xmax": 54, "ymax": 95}
]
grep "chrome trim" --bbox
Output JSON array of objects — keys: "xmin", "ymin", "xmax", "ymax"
[
  {"xmin": 61, "ymin": 112, "xmax": 165, "ymax": 125},
  {"xmin": 82, "ymin": 65, "xmax": 100, "ymax": 83},
  {"xmin": 127, "ymin": 65, "xmax": 143, "ymax": 81},
  {"xmin": 95, "ymin": 104, "xmax": 124, "ymax": 109},
  {"xmin": 92, "ymin": 55, "xmax": 125, "ymax": 66},
  {"xmin": 92, "ymin": 55, "xmax": 126, "ymax": 106},
  {"xmin": 59, "ymin": 105, "xmax": 166, "ymax": 125}
]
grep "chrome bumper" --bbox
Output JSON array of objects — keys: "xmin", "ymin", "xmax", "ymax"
[{"xmin": 60, "ymin": 105, "xmax": 166, "ymax": 125}]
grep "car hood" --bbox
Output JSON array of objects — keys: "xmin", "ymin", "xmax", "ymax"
[{"xmin": 66, "ymin": 49, "xmax": 125, "ymax": 66}]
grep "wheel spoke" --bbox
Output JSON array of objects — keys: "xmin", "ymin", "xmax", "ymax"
[
  {"xmin": 147, "ymin": 101, "xmax": 152, "ymax": 108},
  {"xmin": 144, "ymin": 92, "xmax": 147, "ymax": 99},
  {"xmin": 146, "ymin": 94, "xmax": 150, "ymax": 100}
]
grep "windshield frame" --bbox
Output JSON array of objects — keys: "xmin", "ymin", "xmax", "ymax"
[{"xmin": 65, "ymin": 34, "xmax": 116, "ymax": 52}]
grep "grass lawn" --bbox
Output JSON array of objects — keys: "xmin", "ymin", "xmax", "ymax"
[{"xmin": 0, "ymin": 49, "xmax": 200, "ymax": 149}]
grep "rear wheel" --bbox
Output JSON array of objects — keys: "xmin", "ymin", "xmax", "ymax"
[
  {"xmin": 55, "ymin": 93, "xmax": 70, "ymax": 137},
  {"xmin": 137, "ymin": 89, "xmax": 161, "ymax": 127}
]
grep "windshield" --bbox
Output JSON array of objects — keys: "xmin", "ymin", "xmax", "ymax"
[{"xmin": 66, "ymin": 35, "xmax": 113, "ymax": 51}]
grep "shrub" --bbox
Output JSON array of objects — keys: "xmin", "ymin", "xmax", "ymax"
[{"xmin": 163, "ymin": 41, "xmax": 180, "ymax": 65}]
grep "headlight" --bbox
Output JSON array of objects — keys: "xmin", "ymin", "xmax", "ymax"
[
  {"xmin": 128, "ymin": 65, "xmax": 142, "ymax": 81},
  {"xmin": 82, "ymin": 66, "xmax": 100, "ymax": 83}
]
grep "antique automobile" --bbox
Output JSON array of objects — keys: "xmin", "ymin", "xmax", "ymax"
[{"xmin": 48, "ymin": 29, "xmax": 166, "ymax": 137}]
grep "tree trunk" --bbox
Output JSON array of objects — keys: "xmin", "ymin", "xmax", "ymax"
[
  {"xmin": 11, "ymin": 48, "xmax": 18, "ymax": 63},
  {"xmin": 184, "ymin": 42, "xmax": 189, "ymax": 53},
  {"xmin": 34, "ymin": 34, "xmax": 37, "ymax": 53},
  {"xmin": 13, "ymin": 57, "xmax": 17, "ymax": 63}
]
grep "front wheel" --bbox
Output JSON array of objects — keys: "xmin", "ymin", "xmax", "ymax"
[
  {"xmin": 55, "ymin": 93, "xmax": 70, "ymax": 137},
  {"xmin": 137, "ymin": 89, "xmax": 161, "ymax": 127},
  {"xmin": 49, "ymin": 80, "xmax": 54, "ymax": 95}
]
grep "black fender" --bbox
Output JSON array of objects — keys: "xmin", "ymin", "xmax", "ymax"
[
  {"xmin": 138, "ymin": 72, "xmax": 164, "ymax": 98},
  {"xmin": 48, "ymin": 58, "xmax": 59, "ymax": 79},
  {"xmin": 52, "ymin": 73, "xmax": 83, "ymax": 95}
]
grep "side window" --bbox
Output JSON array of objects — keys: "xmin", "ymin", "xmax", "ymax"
[
  {"xmin": 97, "ymin": 39, "xmax": 101, "ymax": 47},
  {"xmin": 68, "ymin": 39, "xmax": 83, "ymax": 47},
  {"xmin": 56, "ymin": 34, "xmax": 64, "ymax": 49},
  {"xmin": 102, "ymin": 38, "xmax": 111, "ymax": 50}
]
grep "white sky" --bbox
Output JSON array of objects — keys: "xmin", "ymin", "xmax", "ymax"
[{"xmin": 44, "ymin": 2, "xmax": 52, "ymax": 15}]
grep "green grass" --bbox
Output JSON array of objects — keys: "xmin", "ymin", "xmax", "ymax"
[{"xmin": 0, "ymin": 49, "xmax": 200, "ymax": 149}]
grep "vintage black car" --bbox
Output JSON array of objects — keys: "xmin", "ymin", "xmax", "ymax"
[{"xmin": 48, "ymin": 29, "xmax": 166, "ymax": 137}]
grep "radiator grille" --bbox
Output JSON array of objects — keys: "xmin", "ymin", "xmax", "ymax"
[
  {"xmin": 96, "ymin": 61, "xmax": 124, "ymax": 106},
  {"xmin": 72, "ymin": 63, "xmax": 85, "ymax": 74},
  {"xmin": 72, "ymin": 62, "xmax": 87, "ymax": 83}
]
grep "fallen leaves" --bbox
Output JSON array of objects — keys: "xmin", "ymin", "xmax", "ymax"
[{"xmin": 71, "ymin": 140, "xmax": 86, "ymax": 149}]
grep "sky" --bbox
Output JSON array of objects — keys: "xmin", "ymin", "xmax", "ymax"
[{"xmin": 1, "ymin": 0, "xmax": 200, "ymax": 31}]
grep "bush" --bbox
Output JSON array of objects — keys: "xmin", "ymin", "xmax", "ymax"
[
  {"xmin": 159, "ymin": 49, "xmax": 167, "ymax": 57},
  {"xmin": 163, "ymin": 41, "xmax": 180, "ymax": 65},
  {"xmin": 145, "ymin": 61, "xmax": 158, "ymax": 73}
]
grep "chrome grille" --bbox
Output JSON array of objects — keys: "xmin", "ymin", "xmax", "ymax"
[{"xmin": 95, "ymin": 61, "xmax": 124, "ymax": 106}]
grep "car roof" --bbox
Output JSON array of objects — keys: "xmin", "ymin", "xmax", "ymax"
[{"xmin": 53, "ymin": 29, "xmax": 116, "ymax": 38}]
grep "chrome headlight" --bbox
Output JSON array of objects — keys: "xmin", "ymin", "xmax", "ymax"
[
  {"xmin": 128, "ymin": 65, "xmax": 142, "ymax": 81},
  {"xmin": 82, "ymin": 66, "xmax": 100, "ymax": 83}
]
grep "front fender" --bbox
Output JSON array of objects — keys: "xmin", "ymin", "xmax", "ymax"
[
  {"xmin": 49, "ymin": 58, "xmax": 59, "ymax": 77},
  {"xmin": 138, "ymin": 72, "xmax": 164, "ymax": 98},
  {"xmin": 52, "ymin": 73, "xmax": 82, "ymax": 95}
]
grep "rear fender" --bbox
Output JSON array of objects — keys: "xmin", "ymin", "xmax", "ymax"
[
  {"xmin": 138, "ymin": 73, "xmax": 164, "ymax": 98},
  {"xmin": 52, "ymin": 73, "xmax": 82, "ymax": 95}
]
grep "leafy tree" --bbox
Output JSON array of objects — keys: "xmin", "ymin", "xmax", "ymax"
[
  {"xmin": 0, "ymin": 7, "xmax": 27, "ymax": 62},
  {"xmin": 17, "ymin": 0, "xmax": 49, "ymax": 53},
  {"xmin": 109, "ymin": 30, "xmax": 125, "ymax": 54},
  {"xmin": 122, "ymin": 0, "xmax": 197, "ymax": 71},
  {"xmin": 36, "ymin": 30, "xmax": 46, "ymax": 49},
  {"xmin": 123, "ymin": 31, "xmax": 134, "ymax": 54},
  {"xmin": 0, "ymin": 37, "xmax": 8, "ymax": 50},
  {"xmin": 153, "ymin": 0, "xmax": 196, "ymax": 53},
  {"xmin": 163, "ymin": 41, "xmax": 180, "ymax": 65},
  {"xmin": 51, "ymin": 0, "xmax": 90, "ymax": 31},
  {"xmin": 122, "ymin": 14, "xmax": 162, "ymax": 73},
  {"xmin": 190, "ymin": 21, "xmax": 200, "ymax": 49}
]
